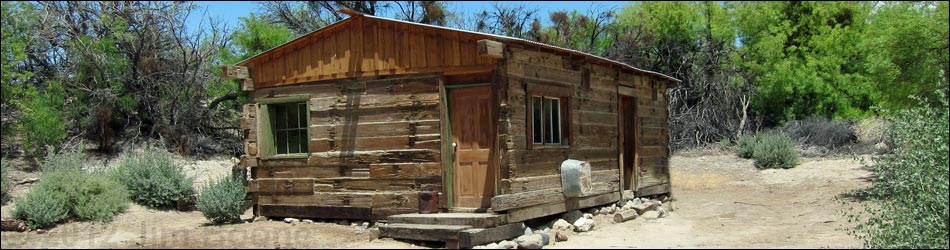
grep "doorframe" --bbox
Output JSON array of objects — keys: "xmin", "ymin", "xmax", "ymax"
[
  {"xmin": 618, "ymin": 94, "xmax": 639, "ymax": 193},
  {"xmin": 441, "ymin": 82, "xmax": 493, "ymax": 209}
]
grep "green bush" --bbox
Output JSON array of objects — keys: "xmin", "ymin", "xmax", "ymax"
[
  {"xmin": 13, "ymin": 150, "xmax": 129, "ymax": 229},
  {"xmin": 848, "ymin": 93, "xmax": 949, "ymax": 248},
  {"xmin": 751, "ymin": 131, "xmax": 799, "ymax": 169},
  {"xmin": 197, "ymin": 175, "xmax": 247, "ymax": 224},
  {"xmin": 1, "ymin": 158, "xmax": 10, "ymax": 204},
  {"xmin": 12, "ymin": 186, "xmax": 69, "ymax": 229},
  {"xmin": 113, "ymin": 149, "xmax": 194, "ymax": 209},
  {"xmin": 736, "ymin": 133, "xmax": 758, "ymax": 159}
]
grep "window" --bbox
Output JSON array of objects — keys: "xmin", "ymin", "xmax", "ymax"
[
  {"xmin": 530, "ymin": 95, "xmax": 568, "ymax": 146},
  {"xmin": 258, "ymin": 96, "xmax": 311, "ymax": 158},
  {"xmin": 271, "ymin": 102, "xmax": 309, "ymax": 155}
]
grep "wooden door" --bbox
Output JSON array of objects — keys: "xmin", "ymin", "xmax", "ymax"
[
  {"xmin": 621, "ymin": 96, "xmax": 638, "ymax": 190},
  {"xmin": 449, "ymin": 86, "xmax": 494, "ymax": 208}
]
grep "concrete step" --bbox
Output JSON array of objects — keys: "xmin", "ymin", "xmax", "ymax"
[
  {"xmin": 379, "ymin": 223, "xmax": 473, "ymax": 242},
  {"xmin": 387, "ymin": 213, "xmax": 508, "ymax": 228}
]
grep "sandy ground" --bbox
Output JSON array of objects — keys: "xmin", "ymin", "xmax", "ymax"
[
  {"xmin": 547, "ymin": 149, "xmax": 872, "ymax": 249},
  {"xmin": 1, "ymin": 148, "xmax": 872, "ymax": 249}
]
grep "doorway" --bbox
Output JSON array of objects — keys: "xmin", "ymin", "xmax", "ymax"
[{"xmin": 447, "ymin": 85, "xmax": 495, "ymax": 208}]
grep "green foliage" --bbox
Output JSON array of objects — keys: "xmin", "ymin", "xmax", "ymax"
[
  {"xmin": 736, "ymin": 134, "xmax": 758, "ymax": 159},
  {"xmin": 848, "ymin": 92, "xmax": 949, "ymax": 248},
  {"xmin": 1, "ymin": 158, "xmax": 10, "ymax": 204},
  {"xmin": 13, "ymin": 150, "xmax": 129, "ymax": 229},
  {"xmin": 229, "ymin": 13, "xmax": 294, "ymax": 63},
  {"xmin": 751, "ymin": 131, "xmax": 799, "ymax": 169},
  {"xmin": 862, "ymin": 2, "xmax": 949, "ymax": 110},
  {"xmin": 736, "ymin": 1, "xmax": 876, "ymax": 125},
  {"xmin": 13, "ymin": 82, "xmax": 67, "ymax": 156},
  {"xmin": 737, "ymin": 131, "xmax": 799, "ymax": 169},
  {"xmin": 113, "ymin": 149, "xmax": 195, "ymax": 209},
  {"xmin": 197, "ymin": 175, "xmax": 247, "ymax": 224},
  {"xmin": 12, "ymin": 186, "xmax": 69, "ymax": 229}
]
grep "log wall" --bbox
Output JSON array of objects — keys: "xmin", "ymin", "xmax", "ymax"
[
  {"xmin": 241, "ymin": 74, "xmax": 444, "ymax": 220},
  {"xmin": 492, "ymin": 46, "xmax": 672, "ymax": 221}
]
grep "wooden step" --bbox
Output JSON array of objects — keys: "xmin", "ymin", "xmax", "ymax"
[
  {"xmin": 379, "ymin": 223, "xmax": 473, "ymax": 242},
  {"xmin": 387, "ymin": 213, "xmax": 508, "ymax": 228}
]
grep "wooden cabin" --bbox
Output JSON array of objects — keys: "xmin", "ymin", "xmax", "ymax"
[{"xmin": 226, "ymin": 12, "xmax": 678, "ymax": 239}]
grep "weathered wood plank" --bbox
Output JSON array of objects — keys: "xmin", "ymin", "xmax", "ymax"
[
  {"xmin": 491, "ymin": 181, "xmax": 618, "ymax": 211},
  {"xmin": 248, "ymin": 178, "xmax": 315, "ymax": 194},
  {"xmin": 368, "ymin": 163, "xmax": 441, "ymax": 179},
  {"xmin": 458, "ymin": 223, "xmax": 526, "ymax": 248},
  {"xmin": 504, "ymin": 191, "xmax": 620, "ymax": 223},
  {"xmin": 309, "ymin": 149, "xmax": 441, "ymax": 165},
  {"xmin": 259, "ymin": 204, "xmax": 372, "ymax": 220},
  {"xmin": 310, "ymin": 120, "xmax": 440, "ymax": 139}
]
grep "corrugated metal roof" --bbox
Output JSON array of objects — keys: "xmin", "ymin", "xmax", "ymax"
[{"xmin": 237, "ymin": 14, "xmax": 681, "ymax": 84}]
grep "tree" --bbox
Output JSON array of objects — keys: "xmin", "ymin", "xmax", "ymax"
[
  {"xmin": 862, "ymin": 1, "xmax": 949, "ymax": 110},
  {"xmin": 735, "ymin": 1, "xmax": 876, "ymax": 125}
]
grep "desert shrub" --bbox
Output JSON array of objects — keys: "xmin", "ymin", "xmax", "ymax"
[
  {"xmin": 197, "ymin": 175, "xmax": 247, "ymax": 224},
  {"xmin": 781, "ymin": 117, "xmax": 856, "ymax": 150},
  {"xmin": 853, "ymin": 116, "xmax": 893, "ymax": 145},
  {"xmin": 113, "ymin": 149, "xmax": 194, "ymax": 209},
  {"xmin": 1, "ymin": 158, "xmax": 10, "ymax": 204},
  {"xmin": 12, "ymin": 186, "xmax": 69, "ymax": 229},
  {"xmin": 848, "ymin": 93, "xmax": 949, "ymax": 248},
  {"xmin": 751, "ymin": 131, "xmax": 799, "ymax": 169},
  {"xmin": 39, "ymin": 147, "xmax": 85, "ymax": 173},
  {"xmin": 736, "ymin": 133, "xmax": 758, "ymax": 159},
  {"xmin": 13, "ymin": 150, "xmax": 129, "ymax": 229}
]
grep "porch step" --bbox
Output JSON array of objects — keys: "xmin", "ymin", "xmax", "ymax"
[
  {"xmin": 387, "ymin": 213, "xmax": 508, "ymax": 228},
  {"xmin": 378, "ymin": 223, "xmax": 473, "ymax": 242}
]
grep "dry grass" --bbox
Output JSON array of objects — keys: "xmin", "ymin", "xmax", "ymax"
[{"xmin": 671, "ymin": 168, "xmax": 730, "ymax": 191}]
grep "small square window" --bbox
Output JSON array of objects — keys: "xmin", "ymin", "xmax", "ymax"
[
  {"xmin": 530, "ymin": 95, "xmax": 567, "ymax": 146},
  {"xmin": 266, "ymin": 101, "xmax": 310, "ymax": 156}
]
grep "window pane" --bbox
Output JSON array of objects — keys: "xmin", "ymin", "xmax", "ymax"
[
  {"xmin": 550, "ymin": 98, "xmax": 561, "ymax": 144},
  {"xmin": 274, "ymin": 105, "xmax": 286, "ymax": 130},
  {"xmin": 291, "ymin": 129, "xmax": 303, "ymax": 154},
  {"xmin": 532, "ymin": 96, "xmax": 543, "ymax": 144},
  {"xmin": 276, "ymin": 131, "xmax": 288, "ymax": 154},
  {"xmin": 298, "ymin": 103, "xmax": 308, "ymax": 129},
  {"xmin": 287, "ymin": 103, "xmax": 298, "ymax": 130},
  {"xmin": 544, "ymin": 98, "xmax": 553, "ymax": 144}
]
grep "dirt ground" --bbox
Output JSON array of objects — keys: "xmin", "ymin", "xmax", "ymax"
[{"xmin": 1, "ymin": 148, "xmax": 872, "ymax": 249}]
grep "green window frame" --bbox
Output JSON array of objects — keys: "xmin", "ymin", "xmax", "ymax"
[{"xmin": 258, "ymin": 96, "xmax": 311, "ymax": 159}]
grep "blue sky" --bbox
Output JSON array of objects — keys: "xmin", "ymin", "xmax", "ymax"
[{"xmin": 187, "ymin": 1, "xmax": 632, "ymax": 32}]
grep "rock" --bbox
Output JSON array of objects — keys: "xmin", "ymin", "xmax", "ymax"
[
  {"xmin": 338, "ymin": 220, "xmax": 349, "ymax": 226},
  {"xmin": 368, "ymin": 228, "xmax": 381, "ymax": 241},
  {"xmin": 641, "ymin": 210, "xmax": 660, "ymax": 219},
  {"xmin": 302, "ymin": 219, "xmax": 314, "ymax": 224},
  {"xmin": 361, "ymin": 222, "xmax": 370, "ymax": 228},
  {"xmin": 538, "ymin": 232, "xmax": 551, "ymax": 245},
  {"xmin": 515, "ymin": 234, "xmax": 544, "ymax": 249},
  {"xmin": 36, "ymin": 229, "xmax": 47, "ymax": 234},
  {"xmin": 355, "ymin": 228, "xmax": 363, "ymax": 235},
  {"xmin": 609, "ymin": 204, "xmax": 618, "ymax": 213},
  {"xmin": 473, "ymin": 246, "xmax": 486, "ymax": 249},
  {"xmin": 498, "ymin": 240, "xmax": 518, "ymax": 249},
  {"xmin": 583, "ymin": 213, "xmax": 593, "ymax": 219},
  {"xmin": 572, "ymin": 217, "xmax": 595, "ymax": 232},
  {"xmin": 283, "ymin": 218, "xmax": 300, "ymax": 224},
  {"xmin": 657, "ymin": 207, "xmax": 668, "ymax": 218},
  {"xmin": 253, "ymin": 216, "xmax": 269, "ymax": 222},
  {"xmin": 551, "ymin": 219, "xmax": 573, "ymax": 231},
  {"xmin": 1, "ymin": 219, "xmax": 28, "ymax": 232},
  {"xmin": 523, "ymin": 227, "xmax": 533, "ymax": 236},
  {"xmin": 562, "ymin": 210, "xmax": 584, "ymax": 224},
  {"xmin": 485, "ymin": 242, "xmax": 500, "ymax": 249},
  {"xmin": 555, "ymin": 231, "xmax": 569, "ymax": 242},
  {"xmin": 874, "ymin": 142, "xmax": 890, "ymax": 154}
]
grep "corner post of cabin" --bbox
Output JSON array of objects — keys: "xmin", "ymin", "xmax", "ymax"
[
  {"xmin": 219, "ymin": 63, "xmax": 259, "ymax": 216},
  {"xmin": 482, "ymin": 39, "xmax": 511, "ymax": 198}
]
